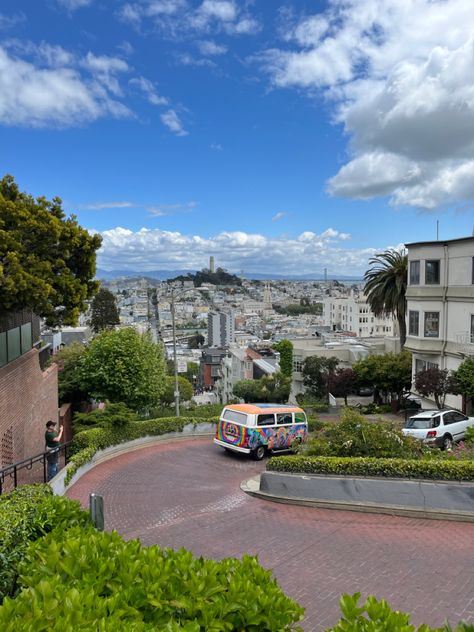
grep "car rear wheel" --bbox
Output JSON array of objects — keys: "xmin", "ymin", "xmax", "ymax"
[
  {"xmin": 251, "ymin": 445, "xmax": 266, "ymax": 461},
  {"xmin": 442, "ymin": 434, "xmax": 453, "ymax": 451}
]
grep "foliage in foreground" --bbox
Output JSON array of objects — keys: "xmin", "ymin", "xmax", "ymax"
[
  {"xmin": 326, "ymin": 593, "xmax": 472, "ymax": 632},
  {"xmin": 302, "ymin": 408, "xmax": 423, "ymax": 459},
  {"xmin": 0, "ymin": 527, "xmax": 304, "ymax": 631},
  {"xmin": 267, "ymin": 454, "xmax": 474, "ymax": 481},
  {"xmin": 0, "ymin": 485, "xmax": 91, "ymax": 603}
]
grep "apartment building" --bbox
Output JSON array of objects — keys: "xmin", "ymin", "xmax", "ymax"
[
  {"xmin": 207, "ymin": 310, "xmax": 235, "ymax": 347},
  {"xmin": 322, "ymin": 292, "xmax": 395, "ymax": 337},
  {"xmin": 405, "ymin": 236, "xmax": 474, "ymax": 410}
]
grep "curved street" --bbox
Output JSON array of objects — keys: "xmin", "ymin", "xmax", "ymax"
[{"xmin": 67, "ymin": 437, "xmax": 474, "ymax": 631}]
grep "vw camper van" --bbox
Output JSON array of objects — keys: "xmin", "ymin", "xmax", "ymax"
[{"xmin": 214, "ymin": 403, "xmax": 308, "ymax": 460}]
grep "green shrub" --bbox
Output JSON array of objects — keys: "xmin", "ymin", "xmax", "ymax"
[
  {"xmin": 327, "ymin": 593, "xmax": 471, "ymax": 631},
  {"xmin": 0, "ymin": 527, "xmax": 304, "ymax": 631},
  {"xmin": 267, "ymin": 454, "xmax": 474, "ymax": 481},
  {"xmin": 302, "ymin": 408, "xmax": 422, "ymax": 459},
  {"xmin": 145, "ymin": 403, "xmax": 225, "ymax": 419},
  {"xmin": 66, "ymin": 416, "xmax": 219, "ymax": 485},
  {"xmin": 465, "ymin": 427, "xmax": 474, "ymax": 445},
  {"xmin": 354, "ymin": 403, "xmax": 392, "ymax": 415},
  {"xmin": 73, "ymin": 402, "xmax": 140, "ymax": 434},
  {"xmin": 307, "ymin": 415, "xmax": 325, "ymax": 433},
  {"xmin": 0, "ymin": 485, "xmax": 90, "ymax": 603}
]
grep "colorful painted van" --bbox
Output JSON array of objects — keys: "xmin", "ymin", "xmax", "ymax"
[{"xmin": 214, "ymin": 403, "xmax": 308, "ymax": 460}]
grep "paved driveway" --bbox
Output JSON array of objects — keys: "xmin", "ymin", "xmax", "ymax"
[{"xmin": 67, "ymin": 437, "xmax": 474, "ymax": 631}]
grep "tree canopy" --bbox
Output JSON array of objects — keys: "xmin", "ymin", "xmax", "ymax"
[
  {"xmin": 353, "ymin": 352, "xmax": 412, "ymax": 404},
  {"xmin": 414, "ymin": 367, "xmax": 451, "ymax": 410},
  {"xmin": 89, "ymin": 288, "xmax": 120, "ymax": 333},
  {"xmin": 364, "ymin": 249, "xmax": 407, "ymax": 348},
  {"xmin": 79, "ymin": 328, "xmax": 166, "ymax": 411},
  {"xmin": 0, "ymin": 175, "xmax": 102, "ymax": 327},
  {"xmin": 450, "ymin": 358, "xmax": 474, "ymax": 406},
  {"xmin": 272, "ymin": 339, "xmax": 293, "ymax": 377},
  {"xmin": 233, "ymin": 372, "xmax": 291, "ymax": 403},
  {"xmin": 161, "ymin": 376, "xmax": 193, "ymax": 406},
  {"xmin": 301, "ymin": 356, "xmax": 339, "ymax": 401}
]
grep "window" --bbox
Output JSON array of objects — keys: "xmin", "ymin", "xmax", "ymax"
[
  {"xmin": 293, "ymin": 356, "xmax": 303, "ymax": 372},
  {"xmin": 442, "ymin": 412, "xmax": 454, "ymax": 425},
  {"xmin": 257, "ymin": 414, "xmax": 275, "ymax": 426},
  {"xmin": 425, "ymin": 260, "xmax": 440, "ymax": 284},
  {"xmin": 408, "ymin": 311, "xmax": 419, "ymax": 336},
  {"xmin": 409, "ymin": 260, "xmax": 420, "ymax": 285},
  {"xmin": 424, "ymin": 312, "xmax": 439, "ymax": 337},
  {"xmin": 277, "ymin": 413, "xmax": 293, "ymax": 425},
  {"xmin": 450, "ymin": 412, "xmax": 468, "ymax": 423},
  {"xmin": 295, "ymin": 412, "xmax": 306, "ymax": 424},
  {"xmin": 223, "ymin": 409, "xmax": 247, "ymax": 425}
]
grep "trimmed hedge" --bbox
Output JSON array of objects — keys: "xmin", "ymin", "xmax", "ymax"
[
  {"xmin": 65, "ymin": 416, "xmax": 218, "ymax": 485},
  {"xmin": 0, "ymin": 485, "xmax": 91, "ymax": 603},
  {"xmin": 0, "ymin": 527, "xmax": 304, "ymax": 630},
  {"xmin": 267, "ymin": 455, "xmax": 474, "ymax": 481}
]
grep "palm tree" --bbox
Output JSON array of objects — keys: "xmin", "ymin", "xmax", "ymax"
[{"xmin": 364, "ymin": 249, "xmax": 408, "ymax": 348}]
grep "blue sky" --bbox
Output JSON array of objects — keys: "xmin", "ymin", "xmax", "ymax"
[{"xmin": 1, "ymin": 0, "xmax": 473, "ymax": 276}]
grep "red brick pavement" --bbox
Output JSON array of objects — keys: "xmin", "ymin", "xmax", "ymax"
[{"xmin": 67, "ymin": 437, "xmax": 474, "ymax": 631}]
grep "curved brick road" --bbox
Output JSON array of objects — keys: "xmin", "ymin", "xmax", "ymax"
[{"xmin": 67, "ymin": 437, "xmax": 474, "ymax": 631}]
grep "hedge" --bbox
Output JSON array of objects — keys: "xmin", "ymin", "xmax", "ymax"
[
  {"xmin": 65, "ymin": 416, "xmax": 218, "ymax": 485},
  {"xmin": 267, "ymin": 455, "xmax": 474, "ymax": 481},
  {"xmin": 0, "ymin": 485, "xmax": 91, "ymax": 603},
  {"xmin": 0, "ymin": 527, "xmax": 304, "ymax": 631}
]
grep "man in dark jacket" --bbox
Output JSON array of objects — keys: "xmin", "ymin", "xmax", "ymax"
[{"xmin": 45, "ymin": 420, "xmax": 63, "ymax": 481}]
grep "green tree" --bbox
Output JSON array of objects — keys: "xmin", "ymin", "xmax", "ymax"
[
  {"xmin": 161, "ymin": 376, "xmax": 193, "ymax": 406},
  {"xmin": 52, "ymin": 342, "xmax": 89, "ymax": 406},
  {"xmin": 79, "ymin": 328, "xmax": 166, "ymax": 411},
  {"xmin": 302, "ymin": 356, "xmax": 339, "ymax": 401},
  {"xmin": 186, "ymin": 361, "xmax": 199, "ymax": 384},
  {"xmin": 331, "ymin": 368, "xmax": 358, "ymax": 405},
  {"xmin": 450, "ymin": 358, "xmax": 474, "ymax": 413},
  {"xmin": 188, "ymin": 332, "xmax": 205, "ymax": 349},
  {"xmin": 364, "ymin": 249, "xmax": 408, "ymax": 348},
  {"xmin": 89, "ymin": 288, "xmax": 120, "ymax": 333},
  {"xmin": 272, "ymin": 339, "xmax": 293, "ymax": 377},
  {"xmin": 414, "ymin": 367, "xmax": 451, "ymax": 409},
  {"xmin": 232, "ymin": 372, "xmax": 291, "ymax": 403},
  {"xmin": 0, "ymin": 175, "xmax": 102, "ymax": 327},
  {"xmin": 353, "ymin": 352, "xmax": 412, "ymax": 405}
]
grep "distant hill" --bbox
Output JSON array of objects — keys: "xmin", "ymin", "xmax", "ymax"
[{"xmin": 96, "ymin": 268, "xmax": 363, "ymax": 283}]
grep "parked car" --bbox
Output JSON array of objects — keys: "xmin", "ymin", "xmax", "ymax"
[{"xmin": 402, "ymin": 410, "xmax": 474, "ymax": 450}]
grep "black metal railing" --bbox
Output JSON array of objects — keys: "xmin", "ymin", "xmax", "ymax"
[{"xmin": 0, "ymin": 441, "xmax": 72, "ymax": 495}]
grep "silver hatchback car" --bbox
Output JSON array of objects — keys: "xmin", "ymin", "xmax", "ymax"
[{"xmin": 402, "ymin": 409, "xmax": 474, "ymax": 450}]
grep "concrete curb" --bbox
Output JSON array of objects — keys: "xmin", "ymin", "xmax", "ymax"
[
  {"xmin": 51, "ymin": 423, "xmax": 215, "ymax": 496},
  {"xmin": 240, "ymin": 473, "xmax": 474, "ymax": 523}
]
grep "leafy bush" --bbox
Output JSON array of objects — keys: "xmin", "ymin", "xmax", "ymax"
[
  {"xmin": 65, "ymin": 415, "xmax": 219, "ymax": 485},
  {"xmin": 267, "ymin": 455, "xmax": 474, "ymax": 481},
  {"xmin": 307, "ymin": 415, "xmax": 326, "ymax": 433},
  {"xmin": 145, "ymin": 403, "xmax": 225, "ymax": 419},
  {"xmin": 327, "ymin": 593, "xmax": 471, "ymax": 632},
  {"xmin": 295, "ymin": 393, "xmax": 330, "ymax": 412},
  {"xmin": 302, "ymin": 408, "xmax": 422, "ymax": 459},
  {"xmin": 73, "ymin": 402, "xmax": 140, "ymax": 434},
  {"xmin": 0, "ymin": 485, "xmax": 90, "ymax": 603},
  {"xmin": 465, "ymin": 427, "xmax": 474, "ymax": 445},
  {"xmin": 354, "ymin": 403, "xmax": 392, "ymax": 415},
  {"xmin": 0, "ymin": 527, "xmax": 304, "ymax": 631}
]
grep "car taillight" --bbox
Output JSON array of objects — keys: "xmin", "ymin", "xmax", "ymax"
[{"xmin": 426, "ymin": 430, "xmax": 437, "ymax": 438}]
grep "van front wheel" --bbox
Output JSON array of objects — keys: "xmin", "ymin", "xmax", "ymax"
[{"xmin": 252, "ymin": 445, "xmax": 266, "ymax": 461}]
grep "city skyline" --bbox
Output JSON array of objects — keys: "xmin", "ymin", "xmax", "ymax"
[{"xmin": 1, "ymin": 1, "xmax": 474, "ymax": 276}]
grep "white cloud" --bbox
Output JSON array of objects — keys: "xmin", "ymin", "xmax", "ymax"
[
  {"xmin": 57, "ymin": 0, "xmax": 94, "ymax": 10},
  {"xmin": 272, "ymin": 212, "xmax": 286, "ymax": 221},
  {"xmin": 0, "ymin": 46, "xmax": 130, "ymax": 127},
  {"xmin": 81, "ymin": 201, "xmax": 136, "ymax": 210},
  {"xmin": 0, "ymin": 12, "xmax": 26, "ymax": 30},
  {"xmin": 160, "ymin": 108, "xmax": 188, "ymax": 135},
  {"xmin": 119, "ymin": 0, "xmax": 260, "ymax": 38},
  {"xmin": 210, "ymin": 142, "xmax": 222, "ymax": 150},
  {"xmin": 129, "ymin": 76, "xmax": 168, "ymax": 105},
  {"xmin": 147, "ymin": 201, "xmax": 197, "ymax": 216},
  {"xmin": 96, "ymin": 226, "xmax": 374, "ymax": 276},
  {"xmin": 258, "ymin": 0, "xmax": 474, "ymax": 210},
  {"xmin": 197, "ymin": 40, "xmax": 227, "ymax": 56}
]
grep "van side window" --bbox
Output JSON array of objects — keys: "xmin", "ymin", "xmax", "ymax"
[
  {"xmin": 257, "ymin": 414, "xmax": 275, "ymax": 426},
  {"xmin": 277, "ymin": 413, "xmax": 293, "ymax": 425},
  {"xmin": 294, "ymin": 412, "xmax": 306, "ymax": 424},
  {"xmin": 432, "ymin": 416, "xmax": 441, "ymax": 427}
]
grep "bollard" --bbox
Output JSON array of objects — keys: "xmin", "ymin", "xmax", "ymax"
[{"xmin": 89, "ymin": 493, "xmax": 104, "ymax": 531}]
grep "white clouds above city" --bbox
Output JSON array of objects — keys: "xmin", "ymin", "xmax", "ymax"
[
  {"xmin": 97, "ymin": 226, "xmax": 377, "ymax": 275},
  {"xmin": 259, "ymin": 0, "xmax": 474, "ymax": 210}
]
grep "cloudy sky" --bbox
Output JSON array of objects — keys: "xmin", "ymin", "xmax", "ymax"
[{"xmin": 2, "ymin": 0, "xmax": 474, "ymax": 276}]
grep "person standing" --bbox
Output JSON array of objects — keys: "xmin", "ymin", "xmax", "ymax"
[{"xmin": 44, "ymin": 420, "xmax": 63, "ymax": 481}]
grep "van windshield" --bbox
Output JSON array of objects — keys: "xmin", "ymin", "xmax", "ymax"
[
  {"xmin": 222, "ymin": 409, "xmax": 248, "ymax": 425},
  {"xmin": 406, "ymin": 417, "xmax": 435, "ymax": 429}
]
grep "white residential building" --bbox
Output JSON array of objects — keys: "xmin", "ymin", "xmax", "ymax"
[
  {"xmin": 405, "ymin": 236, "xmax": 474, "ymax": 411},
  {"xmin": 208, "ymin": 310, "xmax": 235, "ymax": 347},
  {"xmin": 322, "ymin": 292, "xmax": 395, "ymax": 337}
]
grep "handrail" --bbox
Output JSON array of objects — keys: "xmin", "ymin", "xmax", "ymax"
[{"xmin": 0, "ymin": 441, "xmax": 72, "ymax": 495}]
